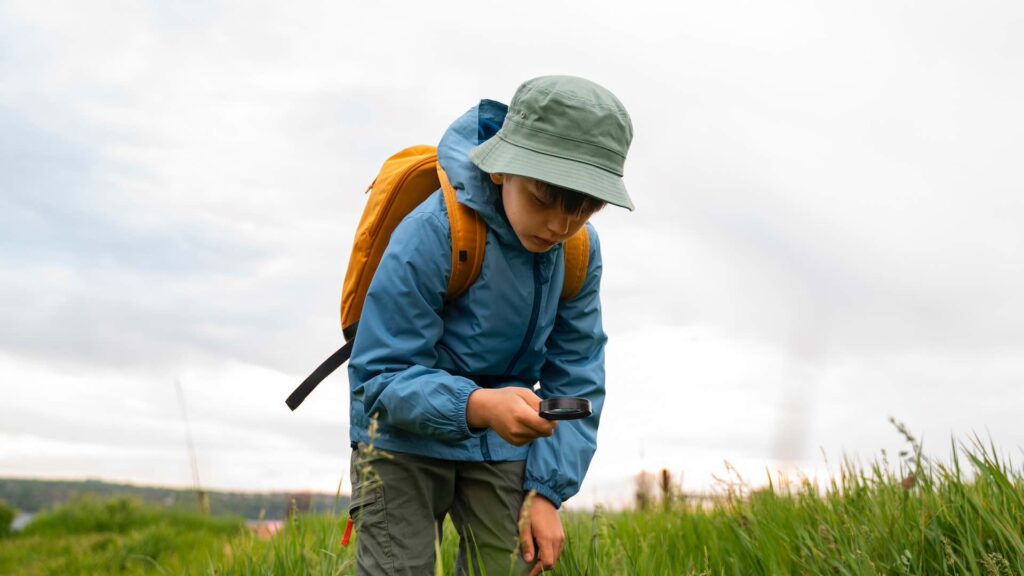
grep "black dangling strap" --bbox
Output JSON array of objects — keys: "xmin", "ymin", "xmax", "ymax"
[{"xmin": 286, "ymin": 339, "xmax": 354, "ymax": 411}]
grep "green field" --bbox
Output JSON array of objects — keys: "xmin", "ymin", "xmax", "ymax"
[{"xmin": 3, "ymin": 434, "xmax": 1024, "ymax": 575}]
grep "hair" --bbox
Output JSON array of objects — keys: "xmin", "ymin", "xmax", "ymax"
[{"xmin": 535, "ymin": 180, "xmax": 606, "ymax": 217}]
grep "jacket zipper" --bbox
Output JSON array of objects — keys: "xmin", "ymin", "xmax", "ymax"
[
  {"xmin": 504, "ymin": 254, "xmax": 543, "ymax": 376},
  {"xmin": 481, "ymin": 256, "xmax": 541, "ymax": 462}
]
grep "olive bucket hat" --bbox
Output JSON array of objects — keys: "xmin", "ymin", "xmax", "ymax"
[{"xmin": 469, "ymin": 75, "xmax": 635, "ymax": 210}]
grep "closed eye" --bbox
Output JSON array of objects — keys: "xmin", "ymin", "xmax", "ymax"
[{"xmin": 531, "ymin": 192, "xmax": 553, "ymax": 206}]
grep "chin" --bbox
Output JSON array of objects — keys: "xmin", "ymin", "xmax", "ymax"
[
  {"xmin": 523, "ymin": 241, "xmax": 556, "ymax": 253},
  {"xmin": 523, "ymin": 235, "xmax": 557, "ymax": 252}
]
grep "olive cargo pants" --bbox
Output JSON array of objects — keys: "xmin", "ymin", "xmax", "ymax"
[{"xmin": 348, "ymin": 444, "xmax": 533, "ymax": 575}]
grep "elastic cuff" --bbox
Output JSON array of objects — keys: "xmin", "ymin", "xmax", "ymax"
[
  {"xmin": 455, "ymin": 381, "xmax": 485, "ymax": 439},
  {"xmin": 523, "ymin": 480, "xmax": 563, "ymax": 509}
]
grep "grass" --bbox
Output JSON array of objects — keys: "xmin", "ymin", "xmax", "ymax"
[
  {"xmin": 209, "ymin": 513, "xmax": 470, "ymax": 575},
  {"xmin": 4, "ymin": 429, "xmax": 1024, "ymax": 574},
  {"xmin": 0, "ymin": 496, "xmax": 244, "ymax": 576},
  {"xmin": 211, "ymin": 430, "xmax": 1024, "ymax": 575}
]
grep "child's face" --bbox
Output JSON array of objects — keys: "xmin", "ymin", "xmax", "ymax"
[{"xmin": 499, "ymin": 174, "xmax": 591, "ymax": 253}]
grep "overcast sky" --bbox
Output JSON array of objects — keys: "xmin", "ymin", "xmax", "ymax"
[{"xmin": 2, "ymin": 0, "xmax": 1023, "ymax": 508}]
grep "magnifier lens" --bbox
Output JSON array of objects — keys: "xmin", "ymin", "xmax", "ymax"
[{"xmin": 539, "ymin": 397, "xmax": 592, "ymax": 420}]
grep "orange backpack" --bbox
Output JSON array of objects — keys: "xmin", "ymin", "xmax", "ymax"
[{"xmin": 286, "ymin": 146, "xmax": 590, "ymax": 410}]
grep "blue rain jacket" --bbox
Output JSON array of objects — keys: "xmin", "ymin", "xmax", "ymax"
[{"xmin": 348, "ymin": 99, "xmax": 607, "ymax": 508}]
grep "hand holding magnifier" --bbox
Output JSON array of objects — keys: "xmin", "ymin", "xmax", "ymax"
[{"xmin": 538, "ymin": 397, "xmax": 591, "ymax": 420}]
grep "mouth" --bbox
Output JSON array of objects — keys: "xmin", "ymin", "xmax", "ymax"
[{"xmin": 532, "ymin": 236, "xmax": 557, "ymax": 248}]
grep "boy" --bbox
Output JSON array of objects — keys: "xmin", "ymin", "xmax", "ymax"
[{"xmin": 347, "ymin": 75, "xmax": 634, "ymax": 575}]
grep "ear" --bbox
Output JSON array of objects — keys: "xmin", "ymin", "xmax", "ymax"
[{"xmin": 489, "ymin": 173, "xmax": 504, "ymax": 185}]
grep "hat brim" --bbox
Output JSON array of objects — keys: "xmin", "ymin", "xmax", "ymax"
[{"xmin": 469, "ymin": 134, "xmax": 634, "ymax": 211}]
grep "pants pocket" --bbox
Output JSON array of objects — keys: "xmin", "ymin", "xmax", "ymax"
[
  {"xmin": 347, "ymin": 485, "xmax": 380, "ymax": 524},
  {"xmin": 349, "ymin": 448, "xmax": 393, "ymax": 572}
]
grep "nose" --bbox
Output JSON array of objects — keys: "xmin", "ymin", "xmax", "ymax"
[{"xmin": 549, "ymin": 211, "xmax": 572, "ymax": 236}]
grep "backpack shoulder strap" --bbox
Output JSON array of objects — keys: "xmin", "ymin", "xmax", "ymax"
[
  {"xmin": 560, "ymin": 226, "xmax": 591, "ymax": 302},
  {"xmin": 437, "ymin": 163, "xmax": 486, "ymax": 301}
]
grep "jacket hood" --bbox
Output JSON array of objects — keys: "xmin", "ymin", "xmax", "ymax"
[{"xmin": 437, "ymin": 99, "xmax": 521, "ymax": 247}]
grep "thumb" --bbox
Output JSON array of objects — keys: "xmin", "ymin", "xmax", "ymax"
[
  {"xmin": 512, "ymin": 387, "xmax": 543, "ymax": 411},
  {"xmin": 519, "ymin": 519, "xmax": 535, "ymax": 562}
]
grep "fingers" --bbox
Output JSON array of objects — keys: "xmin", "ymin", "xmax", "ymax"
[
  {"xmin": 521, "ymin": 496, "xmax": 563, "ymax": 574},
  {"xmin": 519, "ymin": 519, "xmax": 535, "ymax": 564},
  {"xmin": 506, "ymin": 390, "xmax": 556, "ymax": 443},
  {"xmin": 538, "ymin": 540, "xmax": 556, "ymax": 571},
  {"xmin": 520, "ymin": 411, "xmax": 557, "ymax": 437},
  {"xmin": 509, "ymin": 389, "xmax": 557, "ymax": 435},
  {"xmin": 490, "ymin": 388, "xmax": 558, "ymax": 446},
  {"xmin": 510, "ymin": 387, "xmax": 543, "ymax": 410},
  {"xmin": 525, "ymin": 540, "xmax": 557, "ymax": 575},
  {"xmin": 508, "ymin": 423, "xmax": 556, "ymax": 445}
]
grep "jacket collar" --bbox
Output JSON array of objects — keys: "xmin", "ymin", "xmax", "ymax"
[
  {"xmin": 438, "ymin": 100, "xmax": 523, "ymax": 249},
  {"xmin": 437, "ymin": 100, "xmax": 561, "ymax": 276}
]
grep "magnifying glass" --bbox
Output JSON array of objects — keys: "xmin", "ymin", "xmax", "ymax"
[{"xmin": 539, "ymin": 397, "xmax": 592, "ymax": 420}]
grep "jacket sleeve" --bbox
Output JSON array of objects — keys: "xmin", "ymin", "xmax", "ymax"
[
  {"xmin": 524, "ymin": 224, "xmax": 607, "ymax": 508},
  {"xmin": 348, "ymin": 209, "xmax": 483, "ymax": 442}
]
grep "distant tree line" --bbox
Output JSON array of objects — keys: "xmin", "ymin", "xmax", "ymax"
[
  {"xmin": 0, "ymin": 478, "xmax": 346, "ymax": 520},
  {"xmin": 0, "ymin": 499, "xmax": 14, "ymax": 536}
]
